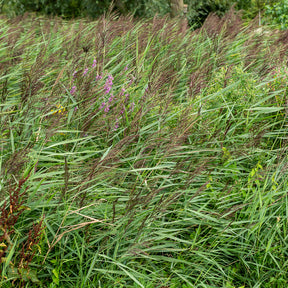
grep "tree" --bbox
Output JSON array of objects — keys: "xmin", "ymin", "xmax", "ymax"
[{"xmin": 170, "ymin": 0, "xmax": 184, "ymax": 17}]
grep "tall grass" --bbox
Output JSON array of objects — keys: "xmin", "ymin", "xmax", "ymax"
[{"xmin": 0, "ymin": 11, "xmax": 288, "ymax": 287}]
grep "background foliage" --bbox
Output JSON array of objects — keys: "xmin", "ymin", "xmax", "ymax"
[
  {"xmin": 265, "ymin": 0, "xmax": 288, "ymax": 29},
  {"xmin": 0, "ymin": 0, "xmax": 287, "ymax": 28}
]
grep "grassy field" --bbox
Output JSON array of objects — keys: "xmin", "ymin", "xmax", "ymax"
[{"xmin": 0, "ymin": 10, "xmax": 288, "ymax": 287}]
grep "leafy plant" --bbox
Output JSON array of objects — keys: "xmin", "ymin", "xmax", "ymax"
[
  {"xmin": 264, "ymin": 0, "xmax": 288, "ymax": 29},
  {"xmin": 0, "ymin": 176, "xmax": 44, "ymax": 286}
]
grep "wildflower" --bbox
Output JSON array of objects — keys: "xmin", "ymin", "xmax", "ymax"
[
  {"xmin": 114, "ymin": 118, "xmax": 119, "ymax": 131},
  {"xmin": 92, "ymin": 59, "xmax": 97, "ymax": 68},
  {"xmin": 125, "ymin": 93, "xmax": 130, "ymax": 102},
  {"xmin": 104, "ymin": 74, "xmax": 114, "ymax": 94},
  {"xmin": 108, "ymin": 95, "xmax": 114, "ymax": 103},
  {"xmin": 96, "ymin": 74, "xmax": 103, "ymax": 81},
  {"xmin": 100, "ymin": 102, "xmax": 106, "ymax": 110},
  {"xmin": 83, "ymin": 68, "xmax": 89, "ymax": 76},
  {"xmin": 128, "ymin": 76, "xmax": 136, "ymax": 86},
  {"xmin": 51, "ymin": 104, "xmax": 66, "ymax": 116},
  {"xmin": 124, "ymin": 65, "xmax": 128, "ymax": 71},
  {"xmin": 70, "ymin": 86, "xmax": 76, "ymax": 95},
  {"xmin": 104, "ymin": 105, "xmax": 110, "ymax": 113},
  {"xmin": 74, "ymin": 106, "xmax": 78, "ymax": 111},
  {"xmin": 120, "ymin": 87, "xmax": 125, "ymax": 96}
]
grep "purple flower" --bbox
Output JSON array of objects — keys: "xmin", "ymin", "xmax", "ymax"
[
  {"xmin": 104, "ymin": 105, "xmax": 110, "ymax": 113},
  {"xmin": 108, "ymin": 95, "xmax": 114, "ymax": 103},
  {"xmin": 100, "ymin": 102, "xmax": 106, "ymax": 110},
  {"xmin": 70, "ymin": 86, "xmax": 76, "ymax": 95},
  {"xmin": 96, "ymin": 74, "xmax": 103, "ymax": 81},
  {"xmin": 104, "ymin": 74, "xmax": 114, "ymax": 94},
  {"xmin": 120, "ymin": 87, "xmax": 125, "ymax": 96},
  {"xmin": 92, "ymin": 59, "xmax": 97, "ymax": 68},
  {"xmin": 105, "ymin": 86, "xmax": 111, "ymax": 94},
  {"xmin": 83, "ymin": 68, "xmax": 89, "ymax": 76},
  {"xmin": 74, "ymin": 106, "xmax": 78, "ymax": 111},
  {"xmin": 124, "ymin": 65, "xmax": 128, "ymax": 71},
  {"xmin": 114, "ymin": 119, "xmax": 119, "ymax": 131},
  {"xmin": 128, "ymin": 76, "xmax": 136, "ymax": 86}
]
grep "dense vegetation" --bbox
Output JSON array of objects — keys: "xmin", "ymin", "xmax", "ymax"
[
  {"xmin": 1, "ymin": 6, "xmax": 288, "ymax": 288},
  {"xmin": 0, "ymin": 0, "xmax": 283, "ymax": 28}
]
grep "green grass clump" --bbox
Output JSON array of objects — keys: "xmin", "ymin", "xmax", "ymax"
[{"xmin": 0, "ymin": 12, "xmax": 288, "ymax": 288}]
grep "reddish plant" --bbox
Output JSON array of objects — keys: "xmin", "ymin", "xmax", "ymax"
[{"xmin": 0, "ymin": 176, "xmax": 29, "ymax": 262}]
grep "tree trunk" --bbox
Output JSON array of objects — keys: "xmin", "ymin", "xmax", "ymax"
[{"xmin": 170, "ymin": 0, "xmax": 184, "ymax": 18}]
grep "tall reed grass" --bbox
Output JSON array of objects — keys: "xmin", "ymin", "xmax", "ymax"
[{"xmin": 0, "ymin": 10, "xmax": 287, "ymax": 287}]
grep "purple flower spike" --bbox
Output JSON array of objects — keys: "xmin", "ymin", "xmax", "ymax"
[
  {"xmin": 104, "ymin": 105, "xmax": 110, "ymax": 113},
  {"xmin": 108, "ymin": 95, "xmax": 114, "ymax": 103},
  {"xmin": 100, "ymin": 102, "xmax": 106, "ymax": 110},
  {"xmin": 70, "ymin": 86, "xmax": 76, "ymax": 95},
  {"xmin": 120, "ymin": 87, "xmax": 125, "ymax": 96},
  {"xmin": 92, "ymin": 59, "xmax": 97, "ymax": 68},
  {"xmin": 96, "ymin": 74, "xmax": 103, "ymax": 81},
  {"xmin": 74, "ymin": 106, "xmax": 78, "ymax": 111},
  {"xmin": 124, "ymin": 65, "xmax": 128, "ymax": 71},
  {"xmin": 104, "ymin": 74, "xmax": 113, "ymax": 94},
  {"xmin": 114, "ymin": 122, "xmax": 119, "ymax": 131},
  {"xmin": 105, "ymin": 87, "xmax": 111, "ymax": 94},
  {"xmin": 83, "ymin": 68, "xmax": 89, "ymax": 76}
]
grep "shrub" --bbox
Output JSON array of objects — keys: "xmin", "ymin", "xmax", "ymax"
[
  {"xmin": 264, "ymin": 0, "xmax": 288, "ymax": 29},
  {"xmin": 186, "ymin": 0, "xmax": 233, "ymax": 28},
  {"xmin": 0, "ymin": 0, "xmax": 169, "ymax": 19}
]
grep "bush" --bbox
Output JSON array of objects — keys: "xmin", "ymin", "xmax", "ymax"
[
  {"xmin": 264, "ymin": 0, "xmax": 288, "ymax": 30},
  {"xmin": 234, "ymin": 0, "xmax": 280, "ymax": 20},
  {"xmin": 186, "ymin": 0, "xmax": 233, "ymax": 29},
  {"xmin": 0, "ymin": 0, "xmax": 170, "ymax": 19},
  {"xmin": 0, "ymin": 0, "xmax": 111, "ymax": 19}
]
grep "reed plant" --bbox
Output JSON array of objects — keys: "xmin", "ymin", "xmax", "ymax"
[{"xmin": 0, "ymin": 11, "xmax": 287, "ymax": 287}]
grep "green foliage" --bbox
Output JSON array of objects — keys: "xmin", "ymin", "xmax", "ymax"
[
  {"xmin": 0, "ymin": 0, "xmax": 170, "ymax": 19},
  {"xmin": 1, "ymin": 0, "xmax": 286, "ymax": 30},
  {"xmin": 186, "ymin": 0, "xmax": 233, "ymax": 28},
  {"xmin": 0, "ymin": 0, "xmax": 111, "ymax": 18},
  {"xmin": 235, "ymin": 0, "xmax": 280, "ymax": 19},
  {"xmin": 265, "ymin": 0, "xmax": 288, "ymax": 29}
]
